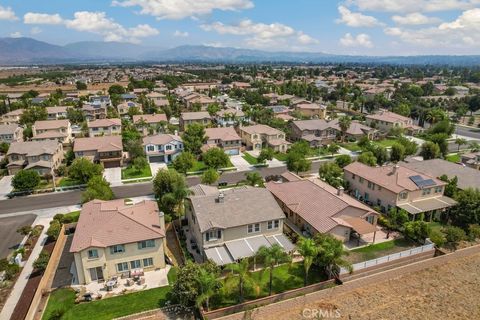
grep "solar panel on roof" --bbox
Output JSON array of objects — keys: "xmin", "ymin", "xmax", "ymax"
[{"xmin": 409, "ymin": 175, "xmax": 437, "ymax": 188}]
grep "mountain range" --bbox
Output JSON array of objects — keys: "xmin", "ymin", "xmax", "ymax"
[{"xmin": 1, "ymin": 37, "xmax": 480, "ymax": 66}]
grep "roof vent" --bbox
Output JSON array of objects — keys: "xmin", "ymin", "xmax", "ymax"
[
  {"xmin": 337, "ymin": 186, "xmax": 344, "ymax": 196},
  {"xmin": 392, "ymin": 165, "xmax": 399, "ymax": 174},
  {"xmin": 218, "ymin": 191, "xmax": 225, "ymax": 203}
]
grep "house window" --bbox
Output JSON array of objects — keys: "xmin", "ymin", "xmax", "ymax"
[
  {"xmin": 138, "ymin": 240, "xmax": 155, "ymax": 249},
  {"xmin": 88, "ymin": 249, "xmax": 98, "ymax": 259},
  {"xmin": 130, "ymin": 260, "xmax": 141, "ymax": 269},
  {"xmin": 434, "ymin": 186, "xmax": 442, "ymax": 193},
  {"xmin": 422, "ymin": 188, "xmax": 431, "ymax": 196},
  {"xmin": 116, "ymin": 262, "xmax": 129, "ymax": 272},
  {"xmin": 110, "ymin": 245, "xmax": 125, "ymax": 254},
  {"xmin": 247, "ymin": 223, "xmax": 260, "ymax": 233},
  {"xmin": 364, "ymin": 193, "xmax": 369, "ymax": 201},
  {"xmin": 359, "ymin": 177, "xmax": 364, "ymax": 183},
  {"xmin": 206, "ymin": 229, "xmax": 221, "ymax": 241},
  {"xmin": 368, "ymin": 181, "xmax": 373, "ymax": 189},
  {"xmin": 166, "ymin": 145, "xmax": 172, "ymax": 151},
  {"xmin": 352, "ymin": 174, "xmax": 356, "ymax": 180},
  {"xmin": 267, "ymin": 220, "xmax": 280, "ymax": 230},
  {"xmin": 147, "ymin": 145, "xmax": 154, "ymax": 152},
  {"xmin": 143, "ymin": 258, "xmax": 154, "ymax": 267},
  {"xmin": 399, "ymin": 192, "xmax": 408, "ymax": 200}
]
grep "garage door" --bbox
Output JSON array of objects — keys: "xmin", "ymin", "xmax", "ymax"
[
  {"xmin": 225, "ymin": 148, "xmax": 239, "ymax": 156},
  {"xmin": 149, "ymin": 156, "xmax": 165, "ymax": 163},
  {"xmin": 103, "ymin": 161, "xmax": 121, "ymax": 168}
]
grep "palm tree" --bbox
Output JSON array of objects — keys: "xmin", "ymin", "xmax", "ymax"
[
  {"xmin": 469, "ymin": 141, "xmax": 480, "ymax": 152},
  {"xmin": 228, "ymin": 258, "xmax": 255, "ymax": 303},
  {"xmin": 244, "ymin": 172, "xmax": 264, "ymax": 187},
  {"xmin": 338, "ymin": 116, "xmax": 351, "ymax": 142},
  {"xmin": 314, "ymin": 234, "xmax": 352, "ymax": 279},
  {"xmin": 297, "ymin": 237, "xmax": 319, "ymax": 286},
  {"xmin": 256, "ymin": 244, "xmax": 291, "ymax": 295},
  {"xmin": 455, "ymin": 137, "xmax": 467, "ymax": 152},
  {"xmin": 195, "ymin": 268, "xmax": 220, "ymax": 311}
]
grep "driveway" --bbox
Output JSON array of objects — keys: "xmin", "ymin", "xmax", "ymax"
[
  {"xmin": 149, "ymin": 162, "xmax": 167, "ymax": 177},
  {"xmin": 0, "ymin": 175, "xmax": 13, "ymax": 200},
  {"xmin": 103, "ymin": 167, "xmax": 122, "ymax": 186},
  {"xmin": 230, "ymin": 154, "xmax": 252, "ymax": 172}
]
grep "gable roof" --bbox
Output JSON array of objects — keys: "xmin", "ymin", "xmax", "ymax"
[
  {"xmin": 205, "ymin": 127, "xmax": 241, "ymax": 142},
  {"xmin": 7, "ymin": 140, "xmax": 60, "ymax": 156},
  {"xmin": 240, "ymin": 124, "xmax": 282, "ymax": 136},
  {"xmin": 87, "ymin": 118, "xmax": 121, "ymax": 128},
  {"xmin": 133, "ymin": 114, "xmax": 167, "ymax": 124},
  {"xmin": 0, "ymin": 124, "xmax": 21, "ymax": 135},
  {"xmin": 181, "ymin": 112, "xmax": 211, "ymax": 121},
  {"xmin": 70, "ymin": 199, "xmax": 165, "ymax": 252},
  {"xmin": 34, "ymin": 119, "xmax": 70, "ymax": 130},
  {"xmin": 74, "ymin": 135, "xmax": 123, "ymax": 153},
  {"xmin": 143, "ymin": 134, "xmax": 182, "ymax": 146}
]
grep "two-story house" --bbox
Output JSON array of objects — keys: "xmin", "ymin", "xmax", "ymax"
[
  {"xmin": 266, "ymin": 175, "xmax": 378, "ymax": 244},
  {"xmin": 0, "ymin": 124, "xmax": 23, "ymax": 144},
  {"xmin": 294, "ymin": 103, "xmax": 327, "ymax": 119},
  {"xmin": 289, "ymin": 120, "xmax": 337, "ymax": 147},
  {"xmin": 32, "ymin": 119, "xmax": 72, "ymax": 145},
  {"xmin": 74, "ymin": 136, "xmax": 124, "ymax": 168},
  {"xmin": 185, "ymin": 186, "xmax": 294, "ymax": 265},
  {"xmin": 238, "ymin": 124, "xmax": 291, "ymax": 153},
  {"xmin": 89, "ymin": 95, "xmax": 111, "ymax": 108},
  {"xmin": 70, "ymin": 199, "xmax": 166, "ymax": 284},
  {"xmin": 82, "ymin": 104, "xmax": 107, "ymax": 120},
  {"xmin": 6, "ymin": 140, "xmax": 64, "ymax": 175},
  {"xmin": 214, "ymin": 108, "xmax": 248, "ymax": 127},
  {"xmin": 143, "ymin": 134, "xmax": 183, "ymax": 164},
  {"xmin": 133, "ymin": 114, "xmax": 168, "ymax": 136},
  {"xmin": 204, "ymin": 127, "xmax": 242, "ymax": 155},
  {"xmin": 46, "ymin": 106, "xmax": 68, "ymax": 120},
  {"xmin": 88, "ymin": 119, "xmax": 122, "ymax": 137},
  {"xmin": 365, "ymin": 110, "xmax": 423, "ymax": 135},
  {"xmin": 117, "ymin": 102, "xmax": 142, "ymax": 116},
  {"xmin": 460, "ymin": 151, "xmax": 480, "ymax": 170},
  {"xmin": 343, "ymin": 162, "xmax": 457, "ymax": 221},
  {"xmin": 179, "ymin": 112, "xmax": 212, "ymax": 131},
  {"xmin": 0, "ymin": 109, "xmax": 24, "ymax": 125}
]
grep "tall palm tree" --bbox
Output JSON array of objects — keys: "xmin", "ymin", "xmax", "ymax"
[
  {"xmin": 455, "ymin": 138, "xmax": 467, "ymax": 152},
  {"xmin": 314, "ymin": 234, "xmax": 352, "ymax": 279},
  {"xmin": 228, "ymin": 258, "xmax": 254, "ymax": 303},
  {"xmin": 338, "ymin": 116, "xmax": 351, "ymax": 142},
  {"xmin": 256, "ymin": 244, "xmax": 291, "ymax": 295},
  {"xmin": 297, "ymin": 237, "xmax": 319, "ymax": 286},
  {"xmin": 196, "ymin": 268, "xmax": 220, "ymax": 311},
  {"xmin": 244, "ymin": 172, "xmax": 264, "ymax": 187}
]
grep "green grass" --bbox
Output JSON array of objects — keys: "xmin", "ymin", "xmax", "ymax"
[
  {"xmin": 242, "ymin": 152, "xmax": 261, "ymax": 165},
  {"xmin": 42, "ymin": 285, "xmax": 172, "ymax": 320},
  {"xmin": 348, "ymin": 238, "xmax": 417, "ymax": 263},
  {"xmin": 373, "ymin": 138, "xmax": 399, "ymax": 148},
  {"xmin": 58, "ymin": 177, "xmax": 82, "ymax": 187},
  {"xmin": 273, "ymin": 152, "xmax": 288, "ymax": 161},
  {"xmin": 63, "ymin": 210, "xmax": 80, "ymax": 222},
  {"xmin": 190, "ymin": 160, "xmax": 208, "ymax": 172},
  {"xmin": 339, "ymin": 142, "xmax": 363, "ymax": 152},
  {"xmin": 446, "ymin": 153, "xmax": 461, "ymax": 163},
  {"xmin": 121, "ymin": 165, "xmax": 152, "ymax": 180}
]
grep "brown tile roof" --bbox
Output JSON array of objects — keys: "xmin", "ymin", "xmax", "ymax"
[
  {"xmin": 34, "ymin": 119, "xmax": 69, "ymax": 130},
  {"xmin": 70, "ymin": 199, "xmax": 165, "ymax": 252},
  {"xmin": 46, "ymin": 106, "xmax": 68, "ymax": 113},
  {"xmin": 133, "ymin": 114, "xmax": 167, "ymax": 124},
  {"xmin": 7, "ymin": 140, "xmax": 60, "ymax": 156},
  {"xmin": 87, "ymin": 118, "xmax": 121, "ymax": 128},
  {"xmin": 0, "ymin": 124, "xmax": 20, "ymax": 135},
  {"xmin": 74, "ymin": 135, "xmax": 123, "ymax": 153},
  {"xmin": 205, "ymin": 127, "xmax": 241, "ymax": 142},
  {"xmin": 143, "ymin": 134, "xmax": 182, "ymax": 146},
  {"xmin": 295, "ymin": 103, "xmax": 326, "ymax": 110},
  {"xmin": 180, "ymin": 112, "xmax": 211, "ymax": 121},
  {"xmin": 366, "ymin": 110, "xmax": 411, "ymax": 123},
  {"xmin": 240, "ymin": 124, "xmax": 282, "ymax": 136}
]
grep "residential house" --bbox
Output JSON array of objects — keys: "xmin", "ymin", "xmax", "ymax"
[
  {"xmin": 215, "ymin": 108, "xmax": 247, "ymax": 127},
  {"xmin": 289, "ymin": 120, "xmax": 337, "ymax": 147},
  {"xmin": 183, "ymin": 93, "xmax": 215, "ymax": 110},
  {"xmin": 293, "ymin": 103, "xmax": 327, "ymax": 119},
  {"xmin": 185, "ymin": 186, "xmax": 294, "ymax": 265},
  {"xmin": 179, "ymin": 112, "xmax": 212, "ymax": 131},
  {"xmin": 117, "ymin": 102, "xmax": 142, "ymax": 116},
  {"xmin": 343, "ymin": 162, "xmax": 457, "ymax": 220},
  {"xmin": 82, "ymin": 104, "xmax": 107, "ymax": 120},
  {"xmin": 46, "ymin": 106, "xmax": 68, "ymax": 120},
  {"xmin": 328, "ymin": 118, "xmax": 378, "ymax": 141},
  {"xmin": 88, "ymin": 119, "xmax": 122, "ymax": 137},
  {"xmin": 204, "ymin": 127, "xmax": 242, "ymax": 155},
  {"xmin": 239, "ymin": 124, "xmax": 291, "ymax": 152},
  {"xmin": 89, "ymin": 95, "xmax": 111, "ymax": 107},
  {"xmin": 143, "ymin": 134, "xmax": 183, "ymax": 164},
  {"xmin": 70, "ymin": 199, "xmax": 166, "ymax": 284},
  {"xmin": 0, "ymin": 124, "xmax": 23, "ymax": 144},
  {"xmin": 6, "ymin": 140, "xmax": 63, "ymax": 175},
  {"xmin": 231, "ymin": 82, "xmax": 251, "ymax": 90},
  {"xmin": 32, "ymin": 120, "xmax": 72, "ymax": 145},
  {"xmin": 263, "ymin": 93, "xmax": 294, "ymax": 105},
  {"xmin": 460, "ymin": 152, "xmax": 480, "ymax": 170},
  {"xmin": 119, "ymin": 93, "xmax": 137, "ymax": 102},
  {"xmin": 0, "ymin": 109, "xmax": 24, "ymax": 125},
  {"xmin": 266, "ymin": 176, "xmax": 378, "ymax": 243},
  {"xmin": 365, "ymin": 110, "xmax": 423, "ymax": 135},
  {"xmin": 133, "ymin": 114, "xmax": 168, "ymax": 136},
  {"xmin": 74, "ymin": 135, "xmax": 124, "ymax": 168}
]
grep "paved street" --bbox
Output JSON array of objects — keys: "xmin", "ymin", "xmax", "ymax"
[{"xmin": 455, "ymin": 125, "xmax": 480, "ymax": 140}]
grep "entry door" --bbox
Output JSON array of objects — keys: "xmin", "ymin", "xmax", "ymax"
[{"xmin": 89, "ymin": 267, "xmax": 104, "ymax": 281}]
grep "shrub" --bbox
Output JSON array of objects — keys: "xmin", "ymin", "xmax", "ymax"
[
  {"xmin": 0, "ymin": 258, "xmax": 8, "ymax": 271},
  {"xmin": 443, "ymin": 226, "xmax": 466, "ymax": 250},
  {"xmin": 12, "ymin": 170, "xmax": 41, "ymax": 191},
  {"xmin": 33, "ymin": 250, "xmax": 51, "ymax": 272},
  {"xmin": 4, "ymin": 263, "xmax": 20, "ymax": 280},
  {"xmin": 468, "ymin": 224, "xmax": 480, "ymax": 241},
  {"xmin": 53, "ymin": 214, "xmax": 65, "ymax": 223},
  {"xmin": 428, "ymin": 229, "xmax": 446, "ymax": 248},
  {"xmin": 47, "ymin": 220, "xmax": 62, "ymax": 240}
]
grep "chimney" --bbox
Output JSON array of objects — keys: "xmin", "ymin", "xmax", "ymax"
[
  {"xmin": 337, "ymin": 186, "xmax": 344, "ymax": 196},
  {"xmin": 392, "ymin": 165, "xmax": 399, "ymax": 174},
  {"xmin": 158, "ymin": 211, "xmax": 165, "ymax": 231},
  {"xmin": 218, "ymin": 191, "xmax": 225, "ymax": 203},
  {"xmin": 174, "ymin": 130, "xmax": 178, "ymax": 136}
]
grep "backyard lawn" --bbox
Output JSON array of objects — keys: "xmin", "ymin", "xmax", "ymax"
[
  {"xmin": 189, "ymin": 159, "xmax": 234, "ymax": 172},
  {"xmin": 121, "ymin": 165, "xmax": 152, "ymax": 180},
  {"xmin": 347, "ymin": 238, "xmax": 418, "ymax": 264}
]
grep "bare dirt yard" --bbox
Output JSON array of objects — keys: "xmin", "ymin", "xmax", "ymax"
[{"xmin": 261, "ymin": 253, "xmax": 480, "ymax": 320}]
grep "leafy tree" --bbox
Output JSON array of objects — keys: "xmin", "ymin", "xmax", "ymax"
[
  {"xmin": 455, "ymin": 137, "xmax": 467, "ymax": 152},
  {"xmin": 297, "ymin": 237, "xmax": 318, "ymax": 286},
  {"xmin": 12, "ymin": 170, "xmax": 41, "ymax": 191},
  {"xmin": 172, "ymin": 151, "xmax": 195, "ymax": 174},
  {"xmin": 256, "ymin": 244, "xmax": 291, "ymax": 295},
  {"xmin": 68, "ymin": 158, "xmax": 103, "ymax": 184},
  {"xmin": 470, "ymin": 141, "xmax": 480, "ymax": 152},
  {"xmin": 314, "ymin": 233, "xmax": 352, "ymax": 279},
  {"xmin": 393, "ymin": 103, "xmax": 411, "ymax": 117},
  {"xmin": 439, "ymin": 174, "xmax": 458, "ymax": 198},
  {"xmin": 244, "ymin": 171, "xmax": 264, "ymax": 187},
  {"xmin": 125, "ymin": 139, "xmax": 145, "ymax": 161},
  {"xmin": 403, "ymin": 221, "xmax": 431, "ymax": 243},
  {"xmin": 202, "ymin": 147, "xmax": 230, "ymax": 169},
  {"xmin": 390, "ymin": 143, "xmax": 406, "ymax": 162},
  {"xmin": 327, "ymin": 143, "xmax": 340, "ymax": 156},
  {"xmin": 428, "ymin": 133, "xmax": 449, "ymax": 157},
  {"xmin": 132, "ymin": 156, "xmax": 148, "ymax": 172},
  {"xmin": 428, "ymin": 229, "xmax": 446, "ymax": 247},
  {"xmin": 19, "ymin": 106, "xmax": 47, "ymax": 125},
  {"xmin": 201, "ymin": 168, "xmax": 219, "ymax": 185},
  {"xmin": 397, "ymin": 136, "xmax": 418, "ymax": 156},
  {"xmin": 33, "ymin": 250, "xmax": 50, "ymax": 271},
  {"xmin": 420, "ymin": 141, "xmax": 441, "ymax": 160},
  {"xmin": 335, "ymin": 154, "xmax": 352, "ymax": 168},
  {"xmin": 66, "ymin": 107, "xmax": 85, "ymax": 124},
  {"xmin": 318, "ymin": 162, "xmax": 344, "ymax": 188},
  {"xmin": 206, "ymin": 103, "xmax": 221, "ymax": 116},
  {"xmin": 468, "ymin": 224, "xmax": 480, "ymax": 241},
  {"xmin": 152, "ymin": 169, "xmax": 189, "ymax": 215},
  {"xmin": 443, "ymin": 226, "xmax": 466, "ymax": 250},
  {"xmin": 182, "ymin": 123, "xmax": 207, "ymax": 156},
  {"xmin": 0, "ymin": 142, "xmax": 9, "ymax": 154},
  {"xmin": 257, "ymin": 147, "xmax": 274, "ymax": 163},
  {"xmin": 384, "ymin": 208, "xmax": 409, "ymax": 235},
  {"xmin": 76, "ymin": 81, "xmax": 87, "ymax": 90},
  {"xmin": 358, "ymin": 151, "xmax": 377, "ymax": 166},
  {"xmin": 373, "ymin": 146, "xmax": 389, "ymax": 165},
  {"xmin": 108, "ymin": 84, "xmax": 126, "ymax": 95},
  {"xmin": 196, "ymin": 268, "xmax": 221, "ymax": 311},
  {"xmin": 227, "ymin": 258, "xmax": 255, "ymax": 303},
  {"xmin": 81, "ymin": 176, "xmax": 114, "ymax": 203},
  {"xmin": 448, "ymin": 188, "xmax": 480, "ymax": 227},
  {"xmin": 286, "ymin": 151, "xmax": 311, "ymax": 174}
]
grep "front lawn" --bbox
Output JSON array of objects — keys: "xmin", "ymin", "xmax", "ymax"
[
  {"xmin": 63, "ymin": 210, "xmax": 80, "ymax": 222},
  {"xmin": 242, "ymin": 152, "xmax": 261, "ymax": 165},
  {"xmin": 339, "ymin": 142, "xmax": 362, "ymax": 152},
  {"xmin": 121, "ymin": 165, "xmax": 152, "ymax": 180},
  {"xmin": 273, "ymin": 152, "xmax": 288, "ymax": 161},
  {"xmin": 58, "ymin": 177, "xmax": 82, "ymax": 187},
  {"xmin": 347, "ymin": 238, "xmax": 418, "ymax": 263},
  {"xmin": 189, "ymin": 159, "xmax": 234, "ymax": 173},
  {"xmin": 373, "ymin": 138, "xmax": 399, "ymax": 148},
  {"xmin": 446, "ymin": 153, "xmax": 461, "ymax": 163}
]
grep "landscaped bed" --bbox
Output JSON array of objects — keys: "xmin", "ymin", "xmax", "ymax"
[
  {"xmin": 446, "ymin": 153, "xmax": 461, "ymax": 163},
  {"xmin": 347, "ymin": 238, "xmax": 418, "ymax": 264},
  {"xmin": 121, "ymin": 165, "xmax": 152, "ymax": 180}
]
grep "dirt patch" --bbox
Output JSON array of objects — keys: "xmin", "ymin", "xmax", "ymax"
[{"xmin": 259, "ymin": 252, "xmax": 480, "ymax": 320}]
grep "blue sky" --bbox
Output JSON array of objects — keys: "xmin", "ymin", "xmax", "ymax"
[{"xmin": 0, "ymin": 0, "xmax": 479, "ymax": 55}]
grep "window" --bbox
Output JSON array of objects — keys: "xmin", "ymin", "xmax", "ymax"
[
  {"xmin": 110, "ymin": 245, "xmax": 125, "ymax": 254},
  {"xmin": 117, "ymin": 262, "xmax": 129, "ymax": 272},
  {"xmin": 138, "ymin": 240, "xmax": 155, "ymax": 249},
  {"xmin": 143, "ymin": 258, "xmax": 154, "ymax": 267},
  {"xmin": 399, "ymin": 192, "xmax": 408, "ymax": 200},
  {"xmin": 434, "ymin": 186, "xmax": 442, "ymax": 193},
  {"xmin": 422, "ymin": 188, "xmax": 431, "ymax": 196},
  {"xmin": 247, "ymin": 223, "xmax": 260, "ymax": 233},
  {"xmin": 87, "ymin": 249, "xmax": 98, "ymax": 259},
  {"xmin": 166, "ymin": 145, "xmax": 172, "ymax": 151},
  {"xmin": 268, "ymin": 220, "xmax": 280, "ymax": 230},
  {"xmin": 359, "ymin": 177, "xmax": 364, "ymax": 183},
  {"xmin": 147, "ymin": 145, "xmax": 154, "ymax": 152},
  {"xmin": 130, "ymin": 260, "xmax": 141, "ymax": 269},
  {"xmin": 352, "ymin": 174, "xmax": 356, "ymax": 180},
  {"xmin": 206, "ymin": 229, "xmax": 221, "ymax": 241}
]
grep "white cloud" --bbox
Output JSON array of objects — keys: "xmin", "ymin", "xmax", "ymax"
[
  {"xmin": 201, "ymin": 19, "xmax": 318, "ymax": 49},
  {"xmin": 0, "ymin": 5, "xmax": 18, "ymax": 21},
  {"xmin": 340, "ymin": 33, "xmax": 373, "ymax": 48},
  {"xmin": 10, "ymin": 31, "xmax": 22, "ymax": 38},
  {"xmin": 336, "ymin": 5, "xmax": 384, "ymax": 27},
  {"xmin": 347, "ymin": 0, "xmax": 480, "ymax": 13},
  {"xmin": 111, "ymin": 0, "xmax": 254, "ymax": 20},
  {"xmin": 30, "ymin": 27, "xmax": 42, "ymax": 35},
  {"xmin": 24, "ymin": 12, "xmax": 63, "ymax": 24},
  {"xmin": 173, "ymin": 30, "xmax": 189, "ymax": 37},
  {"xmin": 392, "ymin": 13, "xmax": 441, "ymax": 25}
]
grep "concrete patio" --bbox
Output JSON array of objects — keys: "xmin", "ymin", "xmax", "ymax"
[{"xmin": 344, "ymin": 229, "xmax": 401, "ymax": 250}]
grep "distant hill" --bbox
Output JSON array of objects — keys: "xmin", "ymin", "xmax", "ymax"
[{"xmin": 1, "ymin": 37, "xmax": 480, "ymax": 66}]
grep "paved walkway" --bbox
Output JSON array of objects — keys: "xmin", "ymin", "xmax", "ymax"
[
  {"xmin": 103, "ymin": 168, "xmax": 122, "ymax": 187},
  {"xmin": 230, "ymin": 154, "xmax": 252, "ymax": 172},
  {"xmin": 0, "ymin": 175, "xmax": 13, "ymax": 200}
]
